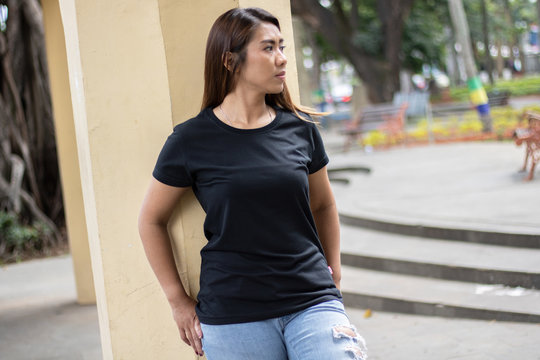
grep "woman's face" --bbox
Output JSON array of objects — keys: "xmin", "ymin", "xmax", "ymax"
[{"xmin": 235, "ymin": 22, "xmax": 287, "ymax": 95}]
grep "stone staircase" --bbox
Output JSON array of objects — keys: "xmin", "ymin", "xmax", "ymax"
[
  {"xmin": 325, "ymin": 141, "xmax": 540, "ymax": 324},
  {"xmin": 339, "ymin": 219, "xmax": 540, "ymax": 323}
]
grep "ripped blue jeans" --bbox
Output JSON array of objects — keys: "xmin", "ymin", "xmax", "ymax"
[{"xmin": 200, "ymin": 299, "xmax": 367, "ymax": 360}]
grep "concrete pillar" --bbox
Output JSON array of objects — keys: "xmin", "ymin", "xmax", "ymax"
[
  {"xmin": 46, "ymin": 0, "xmax": 299, "ymax": 358},
  {"xmin": 41, "ymin": 0, "xmax": 95, "ymax": 305},
  {"xmin": 51, "ymin": 0, "xmax": 181, "ymax": 358}
]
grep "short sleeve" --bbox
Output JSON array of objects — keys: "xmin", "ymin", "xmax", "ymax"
[
  {"xmin": 307, "ymin": 121, "xmax": 329, "ymax": 174},
  {"xmin": 152, "ymin": 128, "xmax": 193, "ymax": 187}
]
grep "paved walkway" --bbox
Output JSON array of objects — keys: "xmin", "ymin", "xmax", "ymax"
[
  {"xmin": 2, "ymin": 135, "xmax": 540, "ymax": 359},
  {"xmin": 327, "ymin": 141, "xmax": 540, "ymax": 235},
  {"xmin": 1, "ymin": 255, "xmax": 540, "ymax": 359},
  {"xmin": 0, "ymin": 255, "xmax": 101, "ymax": 360}
]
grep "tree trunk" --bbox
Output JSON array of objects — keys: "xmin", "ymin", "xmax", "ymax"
[
  {"xmin": 480, "ymin": 0, "xmax": 494, "ymax": 84},
  {"xmin": 290, "ymin": 0, "xmax": 415, "ymax": 103},
  {"xmin": 448, "ymin": 0, "xmax": 492, "ymax": 132},
  {"xmin": 496, "ymin": 40, "xmax": 504, "ymax": 77},
  {"xmin": 375, "ymin": 0, "xmax": 415, "ymax": 101},
  {"xmin": 538, "ymin": 0, "xmax": 540, "ymax": 34},
  {"xmin": 0, "ymin": 0, "xmax": 64, "ymax": 246},
  {"xmin": 448, "ymin": 0, "xmax": 477, "ymax": 78},
  {"xmin": 445, "ymin": 26, "xmax": 463, "ymax": 86},
  {"xmin": 502, "ymin": 0, "xmax": 525, "ymax": 75}
]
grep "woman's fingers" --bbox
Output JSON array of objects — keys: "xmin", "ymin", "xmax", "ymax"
[
  {"xmin": 177, "ymin": 320, "xmax": 203, "ymax": 356},
  {"xmin": 179, "ymin": 329, "xmax": 191, "ymax": 346},
  {"xmin": 170, "ymin": 298, "xmax": 203, "ymax": 356},
  {"xmin": 194, "ymin": 316, "xmax": 203, "ymax": 339},
  {"xmin": 189, "ymin": 326, "xmax": 204, "ymax": 356}
]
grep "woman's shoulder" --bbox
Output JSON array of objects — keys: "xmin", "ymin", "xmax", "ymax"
[
  {"xmin": 281, "ymin": 109, "xmax": 323, "ymax": 137},
  {"xmin": 171, "ymin": 108, "xmax": 210, "ymax": 135},
  {"xmin": 277, "ymin": 106, "xmax": 317, "ymax": 126}
]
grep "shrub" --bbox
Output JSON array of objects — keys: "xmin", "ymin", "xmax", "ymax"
[
  {"xmin": 0, "ymin": 211, "xmax": 56, "ymax": 263},
  {"xmin": 440, "ymin": 75, "xmax": 540, "ymax": 102},
  {"xmin": 362, "ymin": 130, "xmax": 388, "ymax": 147}
]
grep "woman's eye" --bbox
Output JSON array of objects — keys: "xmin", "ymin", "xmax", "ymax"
[{"xmin": 265, "ymin": 45, "xmax": 285, "ymax": 52}]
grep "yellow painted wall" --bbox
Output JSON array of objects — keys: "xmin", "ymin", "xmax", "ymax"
[
  {"xmin": 41, "ymin": 0, "xmax": 95, "ymax": 304},
  {"xmin": 49, "ymin": 0, "xmax": 299, "ymax": 358}
]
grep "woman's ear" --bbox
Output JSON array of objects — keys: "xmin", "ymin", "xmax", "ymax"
[{"xmin": 223, "ymin": 51, "xmax": 233, "ymax": 72}]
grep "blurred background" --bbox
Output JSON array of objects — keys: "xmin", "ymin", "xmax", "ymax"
[
  {"xmin": 291, "ymin": 0, "xmax": 540, "ymax": 123},
  {"xmin": 1, "ymin": 0, "xmax": 540, "ymax": 263}
]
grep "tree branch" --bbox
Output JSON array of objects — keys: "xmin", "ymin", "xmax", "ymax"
[
  {"xmin": 291, "ymin": 0, "xmax": 373, "ymax": 61},
  {"xmin": 350, "ymin": 0, "xmax": 359, "ymax": 31},
  {"xmin": 0, "ymin": 172, "xmax": 62, "ymax": 246},
  {"xmin": 379, "ymin": 0, "xmax": 415, "ymax": 58},
  {"xmin": 0, "ymin": 31, "xmax": 43, "ymax": 209},
  {"xmin": 291, "ymin": 0, "xmax": 395, "ymax": 102},
  {"xmin": 332, "ymin": 0, "xmax": 352, "ymax": 35}
]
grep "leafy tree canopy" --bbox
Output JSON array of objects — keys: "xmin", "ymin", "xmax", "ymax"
[{"xmin": 309, "ymin": 0, "xmax": 447, "ymax": 73}]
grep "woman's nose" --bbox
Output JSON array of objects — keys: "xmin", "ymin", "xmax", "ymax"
[{"xmin": 277, "ymin": 49, "xmax": 287, "ymax": 66}]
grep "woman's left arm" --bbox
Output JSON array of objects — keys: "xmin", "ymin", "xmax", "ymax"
[{"xmin": 308, "ymin": 165, "xmax": 341, "ymax": 290}]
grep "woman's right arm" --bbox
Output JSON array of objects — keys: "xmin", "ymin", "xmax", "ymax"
[{"xmin": 138, "ymin": 177, "xmax": 204, "ymax": 357}]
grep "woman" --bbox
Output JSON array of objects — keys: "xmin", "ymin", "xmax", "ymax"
[{"xmin": 138, "ymin": 7, "xmax": 367, "ymax": 360}]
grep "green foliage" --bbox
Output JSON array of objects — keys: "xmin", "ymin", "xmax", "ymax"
[
  {"xmin": 428, "ymin": 105, "xmax": 530, "ymax": 139},
  {"xmin": 463, "ymin": 0, "xmax": 538, "ymax": 69},
  {"xmin": 314, "ymin": 32, "xmax": 340, "ymax": 63},
  {"xmin": 351, "ymin": 23, "xmax": 382, "ymax": 57},
  {"xmin": 307, "ymin": 0, "xmax": 537, "ymax": 79},
  {"xmin": 0, "ymin": 211, "xmax": 53, "ymax": 263},
  {"xmin": 491, "ymin": 106, "xmax": 522, "ymax": 136},
  {"xmin": 361, "ymin": 104, "xmax": 538, "ymax": 147},
  {"xmin": 312, "ymin": 0, "xmax": 449, "ymax": 71},
  {"xmin": 402, "ymin": 0, "xmax": 448, "ymax": 71},
  {"xmin": 447, "ymin": 76, "xmax": 540, "ymax": 101}
]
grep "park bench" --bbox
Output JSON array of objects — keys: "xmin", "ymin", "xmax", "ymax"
[
  {"xmin": 340, "ymin": 102, "xmax": 408, "ymax": 151},
  {"xmin": 514, "ymin": 111, "xmax": 540, "ymax": 181},
  {"xmin": 431, "ymin": 101, "xmax": 472, "ymax": 118},
  {"xmin": 487, "ymin": 90, "xmax": 510, "ymax": 107},
  {"xmin": 431, "ymin": 90, "xmax": 510, "ymax": 119},
  {"xmin": 393, "ymin": 91, "xmax": 430, "ymax": 118}
]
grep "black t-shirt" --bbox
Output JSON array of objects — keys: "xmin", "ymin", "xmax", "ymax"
[{"xmin": 152, "ymin": 105, "xmax": 341, "ymax": 325}]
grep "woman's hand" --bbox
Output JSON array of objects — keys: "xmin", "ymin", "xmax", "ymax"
[
  {"xmin": 171, "ymin": 296, "xmax": 204, "ymax": 357},
  {"xmin": 333, "ymin": 276, "xmax": 341, "ymax": 291},
  {"xmin": 329, "ymin": 265, "xmax": 341, "ymax": 291}
]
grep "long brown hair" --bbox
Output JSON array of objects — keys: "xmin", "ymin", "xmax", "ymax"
[{"xmin": 201, "ymin": 7, "xmax": 325, "ymax": 123}]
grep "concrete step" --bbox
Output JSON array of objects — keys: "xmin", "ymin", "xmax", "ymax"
[
  {"xmin": 340, "ymin": 266, "xmax": 540, "ymax": 323},
  {"xmin": 340, "ymin": 224, "xmax": 540, "ymax": 288},
  {"xmin": 327, "ymin": 144, "xmax": 540, "ymax": 249},
  {"xmin": 339, "ymin": 211, "xmax": 540, "ymax": 249},
  {"xmin": 328, "ymin": 166, "xmax": 371, "ymax": 185}
]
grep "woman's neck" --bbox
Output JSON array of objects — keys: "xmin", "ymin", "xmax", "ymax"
[{"xmin": 220, "ymin": 90, "xmax": 272, "ymax": 127}]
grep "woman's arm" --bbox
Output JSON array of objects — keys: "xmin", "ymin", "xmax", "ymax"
[
  {"xmin": 308, "ymin": 165, "xmax": 342, "ymax": 290},
  {"xmin": 138, "ymin": 178, "xmax": 203, "ymax": 357}
]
